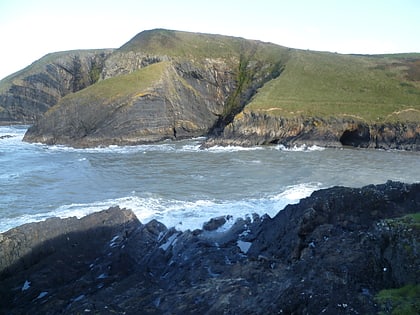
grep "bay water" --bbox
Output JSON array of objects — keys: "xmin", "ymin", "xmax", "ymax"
[{"xmin": 1, "ymin": 125, "xmax": 419, "ymax": 233}]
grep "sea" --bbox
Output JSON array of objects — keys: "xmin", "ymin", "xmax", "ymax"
[{"xmin": 1, "ymin": 125, "xmax": 419, "ymax": 233}]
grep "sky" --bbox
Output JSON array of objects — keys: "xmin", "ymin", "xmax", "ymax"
[{"xmin": 0, "ymin": 0, "xmax": 419, "ymax": 79}]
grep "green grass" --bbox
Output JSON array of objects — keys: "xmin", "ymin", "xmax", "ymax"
[
  {"xmin": 119, "ymin": 29, "xmax": 289, "ymax": 64},
  {"xmin": 53, "ymin": 61, "xmax": 169, "ymax": 109},
  {"xmin": 375, "ymin": 284, "xmax": 420, "ymax": 315},
  {"xmin": 246, "ymin": 50, "xmax": 420, "ymax": 123},
  {"xmin": 3, "ymin": 29, "xmax": 420, "ymax": 127},
  {"xmin": 0, "ymin": 49, "xmax": 113, "ymax": 94}
]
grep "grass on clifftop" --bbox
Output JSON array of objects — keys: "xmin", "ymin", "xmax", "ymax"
[
  {"xmin": 0, "ymin": 49, "xmax": 112, "ymax": 94},
  {"xmin": 119, "ymin": 29, "xmax": 290, "ymax": 64},
  {"xmin": 246, "ymin": 50, "xmax": 420, "ymax": 123},
  {"xmin": 52, "ymin": 61, "xmax": 168, "ymax": 109}
]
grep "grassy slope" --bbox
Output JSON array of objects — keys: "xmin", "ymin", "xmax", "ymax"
[
  {"xmin": 119, "ymin": 29, "xmax": 290, "ymax": 66},
  {"xmin": 49, "ymin": 29, "xmax": 290, "ymax": 116},
  {"xmin": 246, "ymin": 50, "xmax": 420, "ymax": 123},
  {"xmin": 3, "ymin": 29, "xmax": 420, "ymax": 126},
  {"xmin": 48, "ymin": 61, "xmax": 169, "ymax": 112},
  {"xmin": 120, "ymin": 29, "xmax": 254, "ymax": 59},
  {"xmin": 0, "ymin": 49, "xmax": 112, "ymax": 94}
]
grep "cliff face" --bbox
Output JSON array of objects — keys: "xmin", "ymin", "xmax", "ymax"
[
  {"xmin": 1, "ymin": 181, "xmax": 419, "ymax": 314},
  {"xmin": 23, "ymin": 30, "xmax": 286, "ymax": 147},
  {"xmin": 206, "ymin": 111, "xmax": 420, "ymax": 150},
  {"xmin": 0, "ymin": 50, "xmax": 113, "ymax": 124},
  {"xmin": 2, "ymin": 29, "xmax": 419, "ymax": 149},
  {"xmin": 23, "ymin": 58, "xmax": 238, "ymax": 147}
]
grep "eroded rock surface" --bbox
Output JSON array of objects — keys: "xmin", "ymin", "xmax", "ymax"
[
  {"xmin": 0, "ymin": 50, "xmax": 113, "ymax": 124},
  {"xmin": 205, "ymin": 112, "xmax": 420, "ymax": 150},
  {"xmin": 1, "ymin": 181, "xmax": 419, "ymax": 314}
]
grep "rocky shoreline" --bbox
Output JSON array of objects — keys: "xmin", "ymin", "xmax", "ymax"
[
  {"xmin": 1, "ymin": 181, "xmax": 419, "ymax": 314},
  {"xmin": 0, "ymin": 30, "xmax": 418, "ymax": 151},
  {"xmin": 204, "ymin": 113, "xmax": 420, "ymax": 151}
]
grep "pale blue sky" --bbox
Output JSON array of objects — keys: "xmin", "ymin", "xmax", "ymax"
[{"xmin": 1, "ymin": 0, "xmax": 419, "ymax": 79}]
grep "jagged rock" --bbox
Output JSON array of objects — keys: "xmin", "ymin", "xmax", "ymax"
[
  {"xmin": 0, "ymin": 207, "xmax": 139, "ymax": 277},
  {"xmin": 0, "ymin": 50, "xmax": 113, "ymax": 124},
  {"xmin": 206, "ymin": 111, "xmax": 420, "ymax": 150},
  {"xmin": 0, "ymin": 181, "xmax": 419, "ymax": 314},
  {"xmin": 23, "ymin": 59, "xmax": 237, "ymax": 147},
  {"xmin": 20, "ymin": 30, "xmax": 286, "ymax": 147},
  {"xmin": 202, "ymin": 215, "xmax": 232, "ymax": 231}
]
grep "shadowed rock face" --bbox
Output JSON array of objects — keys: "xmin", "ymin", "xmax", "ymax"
[
  {"xmin": 22, "ymin": 59, "xmax": 239, "ymax": 147},
  {"xmin": 2, "ymin": 29, "xmax": 419, "ymax": 150},
  {"xmin": 1, "ymin": 181, "xmax": 419, "ymax": 314},
  {"xmin": 0, "ymin": 50, "xmax": 113, "ymax": 124},
  {"xmin": 204, "ymin": 112, "xmax": 420, "ymax": 150}
]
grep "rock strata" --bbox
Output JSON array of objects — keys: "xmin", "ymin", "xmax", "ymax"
[
  {"xmin": 1, "ymin": 181, "xmax": 419, "ymax": 314},
  {"xmin": 205, "ymin": 111, "xmax": 420, "ymax": 150},
  {"xmin": 0, "ymin": 50, "xmax": 113, "ymax": 124},
  {"xmin": 23, "ymin": 59, "xmax": 237, "ymax": 147}
]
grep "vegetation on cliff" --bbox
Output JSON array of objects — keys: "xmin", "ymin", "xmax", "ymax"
[
  {"xmin": 0, "ymin": 49, "xmax": 113, "ymax": 124},
  {"xmin": 1, "ymin": 28, "xmax": 419, "ymax": 148},
  {"xmin": 246, "ymin": 50, "xmax": 420, "ymax": 122}
]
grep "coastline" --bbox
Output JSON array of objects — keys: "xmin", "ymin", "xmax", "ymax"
[{"xmin": 1, "ymin": 181, "xmax": 419, "ymax": 314}]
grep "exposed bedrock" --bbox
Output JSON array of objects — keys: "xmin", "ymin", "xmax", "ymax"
[
  {"xmin": 206, "ymin": 111, "xmax": 420, "ymax": 150},
  {"xmin": 1, "ymin": 181, "xmax": 419, "ymax": 314},
  {"xmin": 0, "ymin": 50, "xmax": 113, "ymax": 124},
  {"xmin": 23, "ymin": 59, "xmax": 237, "ymax": 147}
]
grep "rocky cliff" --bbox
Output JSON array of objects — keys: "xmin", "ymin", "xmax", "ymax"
[
  {"xmin": 205, "ymin": 110, "xmax": 420, "ymax": 150},
  {"xmin": 1, "ymin": 181, "xmax": 419, "ymax": 314},
  {"xmin": 0, "ymin": 50, "xmax": 113, "ymax": 124},
  {"xmin": 1, "ymin": 29, "xmax": 419, "ymax": 149},
  {"xmin": 22, "ymin": 30, "xmax": 286, "ymax": 147},
  {"xmin": 22, "ymin": 59, "xmax": 238, "ymax": 147}
]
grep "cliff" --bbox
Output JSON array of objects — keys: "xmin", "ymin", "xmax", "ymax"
[
  {"xmin": 205, "ymin": 111, "xmax": 420, "ymax": 150},
  {"xmin": 22, "ymin": 30, "xmax": 286, "ymax": 146},
  {"xmin": 0, "ymin": 50, "xmax": 113, "ymax": 124},
  {"xmin": 1, "ymin": 181, "xmax": 419, "ymax": 314},
  {"xmin": 1, "ymin": 29, "xmax": 419, "ymax": 149},
  {"xmin": 206, "ymin": 50, "xmax": 420, "ymax": 150}
]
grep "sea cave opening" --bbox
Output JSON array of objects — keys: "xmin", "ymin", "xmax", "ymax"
[{"xmin": 339, "ymin": 125, "xmax": 371, "ymax": 148}]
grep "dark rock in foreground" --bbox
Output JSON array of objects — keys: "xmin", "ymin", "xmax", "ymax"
[{"xmin": 1, "ymin": 181, "xmax": 419, "ymax": 314}]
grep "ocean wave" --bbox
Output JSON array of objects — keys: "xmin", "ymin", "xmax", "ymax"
[
  {"xmin": 274, "ymin": 144, "xmax": 326, "ymax": 152},
  {"xmin": 0, "ymin": 126, "xmax": 26, "ymax": 143},
  {"xmin": 205, "ymin": 145, "xmax": 264, "ymax": 153},
  {"xmin": 0, "ymin": 183, "xmax": 321, "ymax": 233}
]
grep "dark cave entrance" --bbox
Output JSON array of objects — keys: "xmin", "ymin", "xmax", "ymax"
[{"xmin": 339, "ymin": 125, "xmax": 371, "ymax": 147}]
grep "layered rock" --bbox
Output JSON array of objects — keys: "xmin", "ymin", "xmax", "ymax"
[
  {"xmin": 1, "ymin": 181, "xmax": 419, "ymax": 314},
  {"xmin": 1, "ymin": 29, "xmax": 419, "ymax": 150},
  {"xmin": 23, "ymin": 59, "xmax": 238, "ymax": 147},
  {"xmin": 205, "ymin": 111, "xmax": 420, "ymax": 150},
  {"xmin": 23, "ymin": 30, "xmax": 286, "ymax": 147},
  {"xmin": 0, "ymin": 50, "xmax": 113, "ymax": 124}
]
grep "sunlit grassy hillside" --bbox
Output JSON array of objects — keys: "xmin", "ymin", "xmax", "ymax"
[{"xmin": 247, "ymin": 50, "xmax": 420, "ymax": 122}]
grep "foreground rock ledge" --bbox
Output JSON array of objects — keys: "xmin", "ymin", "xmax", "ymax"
[{"xmin": 0, "ymin": 181, "xmax": 419, "ymax": 314}]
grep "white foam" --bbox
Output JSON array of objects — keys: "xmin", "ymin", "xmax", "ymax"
[
  {"xmin": 41, "ymin": 143, "xmax": 177, "ymax": 154},
  {"xmin": 0, "ymin": 183, "xmax": 321, "ymax": 233},
  {"xmin": 275, "ymin": 144, "xmax": 325, "ymax": 152},
  {"xmin": 0, "ymin": 126, "xmax": 27, "ymax": 146},
  {"xmin": 206, "ymin": 145, "xmax": 264, "ymax": 153}
]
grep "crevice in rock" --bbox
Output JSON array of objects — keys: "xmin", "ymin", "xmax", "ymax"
[
  {"xmin": 208, "ymin": 47, "xmax": 286, "ymax": 137},
  {"xmin": 339, "ymin": 124, "xmax": 371, "ymax": 147}
]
